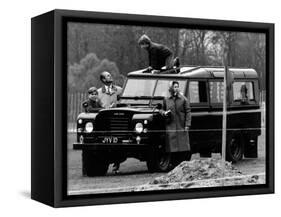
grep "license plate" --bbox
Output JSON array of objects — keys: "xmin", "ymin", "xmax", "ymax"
[{"xmin": 102, "ymin": 136, "xmax": 118, "ymax": 143}]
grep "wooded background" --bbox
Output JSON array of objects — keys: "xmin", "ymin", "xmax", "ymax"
[
  {"xmin": 67, "ymin": 22, "xmax": 266, "ymax": 93},
  {"xmin": 67, "ymin": 22, "xmax": 266, "ymax": 130}
]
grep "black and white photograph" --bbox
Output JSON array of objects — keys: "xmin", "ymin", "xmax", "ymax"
[
  {"xmin": 67, "ymin": 21, "xmax": 267, "ymax": 195},
  {"xmin": 1, "ymin": 0, "xmax": 280, "ymax": 213}
]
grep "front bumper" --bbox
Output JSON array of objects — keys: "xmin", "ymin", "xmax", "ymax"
[{"xmin": 73, "ymin": 143, "xmax": 150, "ymax": 152}]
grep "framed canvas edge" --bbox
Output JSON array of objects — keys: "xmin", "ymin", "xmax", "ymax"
[
  {"xmin": 51, "ymin": 9, "xmax": 274, "ymax": 207},
  {"xmin": 31, "ymin": 10, "xmax": 56, "ymax": 207}
]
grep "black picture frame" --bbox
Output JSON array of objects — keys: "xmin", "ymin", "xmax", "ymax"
[{"xmin": 31, "ymin": 9, "xmax": 274, "ymax": 207}]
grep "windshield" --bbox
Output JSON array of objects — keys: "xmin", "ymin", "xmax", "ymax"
[
  {"xmin": 120, "ymin": 78, "xmax": 187, "ymax": 105},
  {"xmin": 121, "ymin": 79, "xmax": 156, "ymax": 104},
  {"xmin": 122, "ymin": 79, "xmax": 156, "ymax": 97}
]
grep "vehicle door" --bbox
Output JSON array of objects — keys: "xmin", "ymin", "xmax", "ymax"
[{"xmin": 187, "ymin": 79, "xmax": 211, "ymax": 151}]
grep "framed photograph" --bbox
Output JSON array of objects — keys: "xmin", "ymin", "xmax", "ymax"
[{"xmin": 31, "ymin": 9, "xmax": 274, "ymax": 207}]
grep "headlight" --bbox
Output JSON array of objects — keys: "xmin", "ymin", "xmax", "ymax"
[
  {"xmin": 78, "ymin": 119, "xmax": 83, "ymax": 124},
  {"xmin": 135, "ymin": 122, "xmax": 143, "ymax": 133},
  {"xmin": 85, "ymin": 122, "xmax": 94, "ymax": 133}
]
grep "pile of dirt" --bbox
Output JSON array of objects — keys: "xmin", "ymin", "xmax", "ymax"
[
  {"xmin": 134, "ymin": 158, "xmax": 265, "ymax": 191},
  {"xmin": 150, "ymin": 158, "xmax": 242, "ymax": 185}
]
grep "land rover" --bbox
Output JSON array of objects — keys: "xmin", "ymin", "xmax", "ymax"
[{"xmin": 73, "ymin": 66, "xmax": 261, "ymax": 176}]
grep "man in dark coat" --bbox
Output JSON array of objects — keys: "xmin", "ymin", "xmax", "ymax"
[
  {"xmin": 82, "ymin": 87, "xmax": 103, "ymax": 112},
  {"xmin": 162, "ymin": 81, "xmax": 191, "ymax": 153},
  {"xmin": 138, "ymin": 34, "xmax": 173, "ymax": 73}
]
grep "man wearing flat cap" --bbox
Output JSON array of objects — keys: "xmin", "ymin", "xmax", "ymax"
[
  {"xmin": 97, "ymin": 71, "xmax": 123, "ymax": 109},
  {"xmin": 138, "ymin": 34, "xmax": 173, "ymax": 74},
  {"xmin": 82, "ymin": 87, "xmax": 103, "ymax": 112}
]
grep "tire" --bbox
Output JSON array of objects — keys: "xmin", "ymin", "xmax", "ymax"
[
  {"xmin": 146, "ymin": 151, "xmax": 173, "ymax": 172},
  {"xmin": 226, "ymin": 133, "xmax": 244, "ymax": 163},
  {"xmin": 82, "ymin": 151, "xmax": 109, "ymax": 177},
  {"xmin": 146, "ymin": 151, "xmax": 191, "ymax": 173}
]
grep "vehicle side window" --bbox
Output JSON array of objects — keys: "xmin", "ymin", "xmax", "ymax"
[
  {"xmin": 209, "ymin": 81, "xmax": 224, "ymax": 103},
  {"xmin": 189, "ymin": 81, "xmax": 208, "ymax": 103},
  {"xmin": 233, "ymin": 82, "xmax": 254, "ymax": 103}
]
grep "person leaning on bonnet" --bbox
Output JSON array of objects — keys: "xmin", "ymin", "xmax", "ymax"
[
  {"xmin": 97, "ymin": 71, "xmax": 123, "ymax": 174},
  {"xmin": 138, "ymin": 34, "xmax": 174, "ymax": 74},
  {"xmin": 82, "ymin": 87, "xmax": 103, "ymax": 112},
  {"xmin": 161, "ymin": 81, "xmax": 192, "ymax": 162}
]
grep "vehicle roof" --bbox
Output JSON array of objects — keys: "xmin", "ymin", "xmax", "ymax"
[{"xmin": 127, "ymin": 66, "xmax": 258, "ymax": 79}]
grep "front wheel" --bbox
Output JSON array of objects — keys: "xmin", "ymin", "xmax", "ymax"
[
  {"xmin": 146, "ymin": 151, "xmax": 192, "ymax": 173},
  {"xmin": 146, "ymin": 151, "xmax": 173, "ymax": 172},
  {"xmin": 82, "ymin": 151, "xmax": 109, "ymax": 177}
]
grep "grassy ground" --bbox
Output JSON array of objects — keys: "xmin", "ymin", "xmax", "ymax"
[{"xmin": 67, "ymin": 128, "xmax": 265, "ymax": 194}]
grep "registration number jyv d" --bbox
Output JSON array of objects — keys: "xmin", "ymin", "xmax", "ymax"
[{"xmin": 102, "ymin": 136, "xmax": 118, "ymax": 143}]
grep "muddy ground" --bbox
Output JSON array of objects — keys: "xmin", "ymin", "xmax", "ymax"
[{"xmin": 67, "ymin": 130, "xmax": 266, "ymax": 195}]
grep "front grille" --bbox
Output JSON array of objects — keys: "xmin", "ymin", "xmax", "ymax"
[
  {"xmin": 95, "ymin": 111, "xmax": 133, "ymax": 139},
  {"xmin": 103, "ymin": 116, "xmax": 130, "ymax": 135}
]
